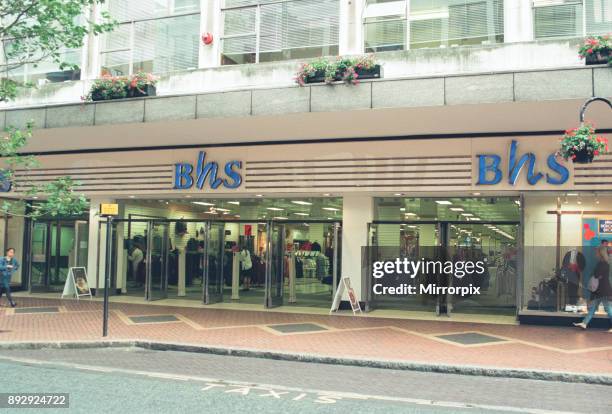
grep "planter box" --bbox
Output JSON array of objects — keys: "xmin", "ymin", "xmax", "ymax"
[
  {"xmin": 355, "ymin": 64, "xmax": 382, "ymax": 80},
  {"xmin": 572, "ymin": 148, "xmax": 594, "ymax": 164},
  {"xmin": 128, "ymin": 84, "xmax": 157, "ymax": 98},
  {"xmin": 305, "ymin": 70, "xmax": 339, "ymax": 84},
  {"xmin": 585, "ymin": 49, "xmax": 611, "ymax": 65},
  {"xmin": 90, "ymin": 90, "xmax": 128, "ymax": 101}
]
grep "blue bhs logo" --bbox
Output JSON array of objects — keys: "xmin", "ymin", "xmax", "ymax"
[
  {"xmin": 173, "ymin": 151, "xmax": 242, "ymax": 190},
  {"xmin": 477, "ymin": 140, "xmax": 569, "ymax": 186}
]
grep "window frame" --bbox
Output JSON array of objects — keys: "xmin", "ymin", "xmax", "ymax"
[
  {"xmin": 362, "ymin": 0, "xmax": 505, "ymax": 53},
  {"xmin": 219, "ymin": 0, "xmax": 341, "ymax": 65},
  {"xmin": 98, "ymin": 2, "xmax": 201, "ymax": 76},
  {"xmin": 532, "ymin": 0, "xmax": 612, "ymax": 39}
]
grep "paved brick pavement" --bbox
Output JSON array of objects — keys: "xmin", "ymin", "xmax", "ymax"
[{"xmin": 0, "ymin": 297, "xmax": 611, "ymax": 376}]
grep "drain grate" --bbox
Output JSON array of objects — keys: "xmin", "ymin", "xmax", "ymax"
[
  {"xmin": 13, "ymin": 307, "xmax": 60, "ymax": 314},
  {"xmin": 267, "ymin": 323, "xmax": 328, "ymax": 334},
  {"xmin": 436, "ymin": 332, "xmax": 506, "ymax": 345},
  {"xmin": 129, "ymin": 315, "xmax": 180, "ymax": 324}
]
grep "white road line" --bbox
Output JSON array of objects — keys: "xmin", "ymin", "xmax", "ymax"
[{"xmin": 0, "ymin": 354, "xmax": 582, "ymax": 414}]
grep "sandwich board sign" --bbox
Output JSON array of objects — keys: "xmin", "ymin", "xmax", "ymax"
[
  {"xmin": 330, "ymin": 277, "xmax": 362, "ymax": 315},
  {"xmin": 61, "ymin": 267, "xmax": 93, "ymax": 299}
]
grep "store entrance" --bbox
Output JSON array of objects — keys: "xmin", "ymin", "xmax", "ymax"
[
  {"xmin": 367, "ymin": 196, "xmax": 521, "ymax": 317},
  {"xmin": 28, "ymin": 219, "xmax": 89, "ymax": 292},
  {"xmin": 368, "ymin": 220, "xmax": 519, "ymax": 316},
  {"xmin": 109, "ymin": 218, "xmax": 342, "ymax": 309}
]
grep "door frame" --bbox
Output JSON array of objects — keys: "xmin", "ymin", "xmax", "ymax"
[
  {"xmin": 203, "ymin": 221, "xmax": 225, "ymax": 304},
  {"xmin": 366, "ymin": 220, "xmax": 521, "ymax": 313},
  {"xmin": 145, "ymin": 220, "xmax": 169, "ymax": 301},
  {"xmin": 265, "ymin": 221, "xmax": 284, "ymax": 308}
]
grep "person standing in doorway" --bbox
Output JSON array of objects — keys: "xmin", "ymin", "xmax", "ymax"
[
  {"xmin": 574, "ymin": 240, "xmax": 612, "ymax": 332},
  {"xmin": 239, "ymin": 244, "xmax": 253, "ymax": 291},
  {"xmin": 0, "ymin": 247, "xmax": 19, "ymax": 307}
]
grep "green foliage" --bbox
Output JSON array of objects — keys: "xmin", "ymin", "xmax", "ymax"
[
  {"xmin": 558, "ymin": 123, "xmax": 609, "ymax": 161},
  {"xmin": 1, "ymin": 123, "xmax": 88, "ymax": 218},
  {"xmin": 295, "ymin": 54, "xmax": 379, "ymax": 86},
  {"xmin": 84, "ymin": 72, "xmax": 158, "ymax": 101},
  {"xmin": 578, "ymin": 34, "xmax": 611, "ymax": 62},
  {"xmin": 0, "ymin": 0, "xmax": 116, "ymax": 101},
  {"xmin": 85, "ymin": 75, "xmax": 128, "ymax": 101}
]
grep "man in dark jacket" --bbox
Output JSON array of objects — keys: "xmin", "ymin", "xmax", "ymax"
[
  {"xmin": 0, "ymin": 247, "xmax": 19, "ymax": 307},
  {"xmin": 574, "ymin": 240, "xmax": 612, "ymax": 331}
]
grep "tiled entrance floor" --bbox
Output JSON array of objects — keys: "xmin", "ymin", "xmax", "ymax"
[{"xmin": 1, "ymin": 297, "xmax": 611, "ymax": 376}]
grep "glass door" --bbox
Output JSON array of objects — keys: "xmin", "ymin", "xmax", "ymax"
[
  {"xmin": 366, "ymin": 222, "xmax": 443, "ymax": 312},
  {"xmin": 146, "ymin": 221, "xmax": 169, "ymax": 301},
  {"xmin": 265, "ymin": 221, "xmax": 284, "ymax": 308},
  {"xmin": 446, "ymin": 222, "xmax": 519, "ymax": 315},
  {"xmin": 204, "ymin": 221, "xmax": 225, "ymax": 304},
  {"xmin": 29, "ymin": 221, "xmax": 49, "ymax": 292}
]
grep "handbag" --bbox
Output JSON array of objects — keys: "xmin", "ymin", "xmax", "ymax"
[{"xmin": 588, "ymin": 276, "xmax": 599, "ymax": 293}]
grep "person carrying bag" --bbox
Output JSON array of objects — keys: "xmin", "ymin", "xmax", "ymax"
[{"xmin": 574, "ymin": 240, "xmax": 612, "ymax": 331}]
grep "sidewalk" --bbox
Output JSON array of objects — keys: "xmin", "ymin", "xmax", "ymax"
[{"xmin": 1, "ymin": 297, "xmax": 611, "ymax": 380}]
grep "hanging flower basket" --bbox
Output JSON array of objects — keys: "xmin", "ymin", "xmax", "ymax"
[
  {"xmin": 557, "ymin": 123, "xmax": 608, "ymax": 164},
  {"xmin": 578, "ymin": 34, "xmax": 612, "ymax": 65}
]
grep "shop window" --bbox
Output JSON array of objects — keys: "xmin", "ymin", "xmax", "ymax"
[
  {"xmin": 522, "ymin": 193, "xmax": 612, "ymax": 315},
  {"xmin": 533, "ymin": 0, "xmax": 612, "ymax": 39},
  {"xmin": 369, "ymin": 197, "xmax": 520, "ymax": 316},
  {"xmin": 363, "ymin": 0, "xmax": 504, "ymax": 52},
  {"xmin": 220, "ymin": 0, "xmax": 340, "ymax": 65},
  {"xmin": 100, "ymin": 0, "xmax": 200, "ymax": 76}
]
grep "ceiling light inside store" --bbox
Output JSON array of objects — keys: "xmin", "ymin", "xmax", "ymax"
[
  {"xmin": 291, "ymin": 201, "xmax": 312, "ymax": 206},
  {"xmin": 215, "ymin": 208, "xmax": 231, "ymax": 212},
  {"xmin": 400, "ymin": 208, "xmax": 406, "ymax": 211},
  {"xmin": 129, "ymin": 195, "xmax": 135, "ymax": 198},
  {"xmin": 435, "ymin": 200, "xmax": 452, "ymax": 205},
  {"xmin": 228, "ymin": 201, "xmax": 240, "ymax": 205},
  {"xmin": 256, "ymin": 194, "xmax": 263, "ymax": 197},
  {"xmin": 193, "ymin": 201, "xmax": 215, "ymax": 206},
  {"xmin": 394, "ymin": 193, "xmax": 403, "ymax": 196},
  {"xmin": 472, "ymin": 192, "xmax": 481, "ymax": 196},
  {"xmin": 294, "ymin": 212, "xmax": 310, "ymax": 216},
  {"xmin": 461, "ymin": 213, "xmax": 473, "ymax": 217},
  {"xmin": 322, "ymin": 207, "xmax": 340, "ymax": 211},
  {"xmin": 273, "ymin": 217, "xmax": 288, "ymax": 220},
  {"xmin": 267, "ymin": 207, "xmax": 284, "ymax": 211},
  {"xmin": 404, "ymin": 212, "xmax": 417, "ymax": 217},
  {"xmin": 567, "ymin": 193, "xmax": 578, "ymax": 196},
  {"xmin": 450, "ymin": 207, "xmax": 464, "ymax": 211}
]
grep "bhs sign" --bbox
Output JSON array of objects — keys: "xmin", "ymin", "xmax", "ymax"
[
  {"xmin": 173, "ymin": 151, "xmax": 242, "ymax": 190},
  {"xmin": 476, "ymin": 140, "xmax": 569, "ymax": 186}
]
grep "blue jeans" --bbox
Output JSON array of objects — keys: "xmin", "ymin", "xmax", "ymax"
[
  {"xmin": 0, "ymin": 275, "xmax": 13, "ymax": 304},
  {"xmin": 582, "ymin": 297, "xmax": 612, "ymax": 326}
]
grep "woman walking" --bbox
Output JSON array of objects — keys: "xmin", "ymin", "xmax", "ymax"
[
  {"xmin": 0, "ymin": 247, "xmax": 19, "ymax": 307},
  {"xmin": 574, "ymin": 241, "xmax": 612, "ymax": 332}
]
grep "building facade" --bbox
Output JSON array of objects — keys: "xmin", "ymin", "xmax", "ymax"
[{"xmin": 1, "ymin": 0, "xmax": 611, "ymax": 325}]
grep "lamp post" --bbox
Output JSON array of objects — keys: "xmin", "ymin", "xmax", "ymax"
[
  {"xmin": 99, "ymin": 203, "xmax": 119, "ymax": 337},
  {"xmin": 579, "ymin": 97, "xmax": 612, "ymax": 123}
]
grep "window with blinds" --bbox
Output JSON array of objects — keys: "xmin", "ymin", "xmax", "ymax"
[
  {"xmin": 221, "ymin": 0, "xmax": 340, "ymax": 65},
  {"xmin": 363, "ymin": 0, "xmax": 504, "ymax": 52},
  {"xmin": 100, "ymin": 0, "xmax": 200, "ymax": 76},
  {"xmin": 409, "ymin": 0, "xmax": 504, "ymax": 48},
  {"xmin": 533, "ymin": 0, "xmax": 612, "ymax": 39}
]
